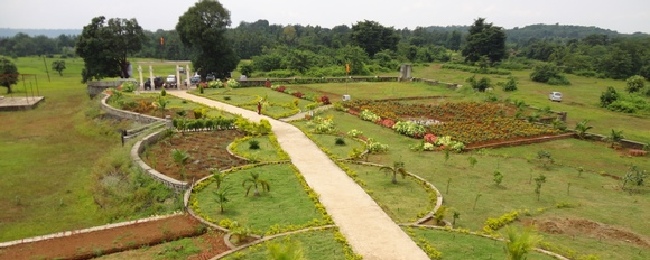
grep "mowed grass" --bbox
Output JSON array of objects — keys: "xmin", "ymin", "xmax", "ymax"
[
  {"xmin": 195, "ymin": 87, "xmax": 315, "ymax": 109},
  {"xmin": 288, "ymin": 81, "xmax": 459, "ymax": 100},
  {"xmin": 409, "ymin": 228, "xmax": 556, "ymax": 260},
  {"xmin": 415, "ymin": 64, "xmax": 650, "ymax": 143},
  {"xmin": 192, "ymin": 164, "xmax": 326, "ymax": 233},
  {"xmin": 231, "ymin": 136, "xmax": 284, "ymax": 162},
  {"xmin": 0, "ymin": 57, "xmax": 132, "ymax": 241},
  {"xmin": 297, "ymin": 109, "xmax": 650, "ymax": 258},
  {"xmin": 344, "ymin": 163, "xmax": 433, "ymax": 223},
  {"xmin": 221, "ymin": 229, "xmax": 347, "ymax": 260}
]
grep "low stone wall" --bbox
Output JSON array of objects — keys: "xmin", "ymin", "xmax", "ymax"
[
  {"xmin": 410, "ymin": 77, "xmax": 459, "ymax": 90},
  {"xmin": 465, "ymin": 133, "xmax": 575, "ymax": 151},
  {"xmin": 100, "ymin": 94, "xmax": 167, "ymax": 125},
  {"xmin": 88, "ymin": 81, "xmax": 121, "ymax": 99},
  {"xmin": 132, "ymin": 130, "xmax": 189, "ymax": 192},
  {"xmin": 582, "ymin": 132, "xmax": 647, "ymax": 150}
]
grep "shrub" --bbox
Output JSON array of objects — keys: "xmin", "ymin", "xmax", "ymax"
[
  {"xmin": 530, "ymin": 63, "xmax": 570, "ymax": 85},
  {"xmin": 335, "ymin": 137, "xmax": 346, "ymax": 146},
  {"xmin": 466, "ymin": 75, "xmax": 492, "ymax": 92},
  {"xmin": 208, "ymin": 80, "xmax": 223, "ymax": 88},
  {"xmin": 193, "ymin": 108, "xmax": 206, "ymax": 119},
  {"xmin": 600, "ymin": 86, "xmax": 619, "ymax": 108},
  {"xmin": 321, "ymin": 95, "xmax": 331, "ymax": 105},
  {"xmin": 160, "ymin": 88, "xmax": 166, "ymax": 96},
  {"xmin": 626, "ymin": 75, "xmax": 645, "ymax": 93},
  {"xmin": 501, "ymin": 76, "xmax": 518, "ymax": 92},
  {"xmin": 249, "ymin": 140, "xmax": 260, "ymax": 150},
  {"xmin": 224, "ymin": 96, "xmax": 231, "ymax": 101}
]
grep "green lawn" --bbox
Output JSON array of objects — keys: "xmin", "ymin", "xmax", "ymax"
[
  {"xmin": 415, "ymin": 64, "xmax": 650, "ymax": 143},
  {"xmin": 231, "ymin": 136, "xmax": 285, "ymax": 162},
  {"xmin": 292, "ymin": 109, "xmax": 650, "ymax": 258},
  {"xmin": 286, "ymin": 81, "xmax": 458, "ymax": 100},
  {"xmin": 221, "ymin": 229, "xmax": 348, "ymax": 260},
  {"xmin": 410, "ymin": 227, "xmax": 556, "ymax": 260},
  {"xmin": 343, "ymin": 163, "xmax": 434, "ymax": 223},
  {"xmin": 192, "ymin": 164, "xmax": 327, "ymax": 233}
]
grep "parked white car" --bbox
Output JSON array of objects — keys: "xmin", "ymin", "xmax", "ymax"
[{"xmin": 549, "ymin": 92, "xmax": 562, "ymax": 102}]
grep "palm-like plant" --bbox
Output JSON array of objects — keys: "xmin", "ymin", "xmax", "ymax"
[
  {"xmin": 171, "ymin": 149, "xmax": 190, "ymax": 179},
  {"xmin": 213, "ymin": 186, "xmax": 230, "ymax": 213},
  {"xmin": 574, "ymin": 120, "xmax": 593, "ymax": 139},
  {"xmin": 505, "ymin": 225, "xmax": 542, "ymax": 260},
  {"xmin": 211, "ymin": 170, "xmax": 225, "ymax": 189},
  {"xmin": 242, "ymin": 172, "xmax": 270, "ymax": 197},
  {"xmin": 154, "ymin": 95, "xmax": 170, "ymax": 118},
  {"xmin": 380, "ymin": 161, "xmax": 408, "ymax": 184},
  {"xmin": 606, "ymin": 129, "xmax": 624, "ymax": 148},
  {"xmin": 266, "ymin": 238, "xmax": 305, "ymax": 260}
]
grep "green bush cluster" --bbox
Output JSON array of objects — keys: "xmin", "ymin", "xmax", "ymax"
[
  {"xmin": 172, "ymin": 117, "xmax": 235, "ymax": 131},
  {"xmin": 482, "ymin": 210, "xmax": 520, "ymax": 233},
  {"xmin": 443, "ymin": 63, "xmax": 512, "ymax": 75}
]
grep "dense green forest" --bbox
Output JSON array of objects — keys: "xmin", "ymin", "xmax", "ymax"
[{"xmin": 1, "ymin": 21, "xmax": 649, "ymax": 80}]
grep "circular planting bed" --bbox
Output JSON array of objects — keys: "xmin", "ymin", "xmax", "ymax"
[{"xmin": 142, "ymin": 130, "xmax": 249, "ymax": 181}]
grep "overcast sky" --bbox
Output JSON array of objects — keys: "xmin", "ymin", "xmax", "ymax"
[{"xmin": 1, "ymin": 0, "xmax": 648, "ymax": 33}]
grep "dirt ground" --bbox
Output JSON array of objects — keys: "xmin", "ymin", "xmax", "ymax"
[
  {"xmin": 524, "ymin": 217, "xmax": 650, "ymax": 248},
  {"xmin": 0, "ymin": 214, "xmax": 212, "ymax": 260},
  {"xmin": 142, "ymin": 130, "xmax": 249, "ymax": 181}
]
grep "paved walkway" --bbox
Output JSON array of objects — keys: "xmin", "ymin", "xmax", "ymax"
[
  {"xmin": 280, "ymin": 104, "xmax": 334, "ymax": 122},
  {"xmin": 170, "ymin": 92, "xmax": 429, "ymax": 260}
]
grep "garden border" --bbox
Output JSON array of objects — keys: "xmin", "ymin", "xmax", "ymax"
[
  {"xmin": 100, "ymin": 93, "xmax": 168, "ymax": 125},
  {"xmin": 0, "ymin": 212, "xmax": 184, "ymax": 248},
  {"xmin": 132, "ymin": 129, "xmax": 189, "ymax": 192}
]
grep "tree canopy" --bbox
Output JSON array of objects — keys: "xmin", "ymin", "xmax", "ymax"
[
  {"xmin": 462, "ymin": 18, "xmax": 506, "ymax": 64},
  {"xmin": 351, "ymin": 20, "xmax": 400, "ymax": 57},
  {"xmin": 0, "ymin": 57, "xmax": 19, "ymax": 94},
  {"xmin": 75, "ymin": 16, "xmax": 145, "ymax": 83},
  {"xmin": 176, "ymin": 0, "xmax": 239, "ymax": 80}
]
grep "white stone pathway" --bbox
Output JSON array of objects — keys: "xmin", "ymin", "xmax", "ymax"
[{"xmin": 170, "ymin": 91, "xmax": 429, "ymax": 260}]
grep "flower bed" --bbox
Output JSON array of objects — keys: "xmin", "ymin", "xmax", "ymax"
[{"xmin": 340, "ymin": 100, "xmax": 561, "ymax": 149}]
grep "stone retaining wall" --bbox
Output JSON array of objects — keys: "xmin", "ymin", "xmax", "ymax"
[
  {"xmin": 410, "ymin": 77, "xmax": 460, "ymax": 90},
  {"xmin": 100, "ymin": 94, "xmax": 167, "ymax": 125},
  {"xmin": 132, "ymin": 130, "xmax": 189, "ymax": 192}
]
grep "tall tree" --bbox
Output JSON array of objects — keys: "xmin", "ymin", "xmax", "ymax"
[
  {"xmin": 0, "ymin": 57, "xmax": 19, "ymax": 94},
  {"xmin": 351, "ymin": 20, "xmax": 400, "ymax": 57},
  {"xmin": 462, "ymin": 18, "xmax": 506, "ymax": 64},
  {"xmin": 75, "ymin": 16, "xmax": 145, "ymax": 82},
  {"xmin": 176, "ymin": 0, "xmax": 239, "ymax": 80}
]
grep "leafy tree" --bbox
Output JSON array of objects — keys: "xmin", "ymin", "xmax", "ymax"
[
  {"xmin": 211, "ymin": 170, "xmax": 226, "ymax": 189},
  {"xmin": 447, "ymin": 30, "xmax": 462, "ymax": 51},
  {"xmin": 462, "ymin": 18, "xmax": 506, "ymax": 63},
  {"xmin": 534, "ymin": 174, "xmax": 547, "ymax": 201},
  {"xmin": 380, "ymin": 161, "xmax": 408, "ymax": 184},
  {"xmin": 466, "ymin": 75, "xmax": 492, "ymax": 92},
  {"xmin": 626, "ymin": 75, "xmax": 645, "ymax": 93},
  {"xmin": 154, "ymin": 95, "xmax": 169, "ymax": 118},
  {"xmin": 336, "ymin": 45, "xmax": 370, "ymax": 75},
  {"xmin": 493, "ymin": 170, "xmax": 504, "ymax": 186},
  {"xmin": 52, "ymin": 59, "xmax": 66, "ymax": 76},
  {"xmin": 242, "ymin": 172, "xmax": 270, "ymax": 197},
  {"xmin": 505, "ymin": 225, "xmax": 542, "ymax": 260},
  {"xmin": 240, "ymin": 63, "xmax": 253, "ymax": 77},
  {"xmin": 351, "ymin": 20, "xmax": 400, "ymax": 57},
  {"xmin": 600, "ymin": 86, "xmax": 620, "ymax": 107},
  {"xmin": 76, "ymin": 16, "xmax": 145, "ymax": 82},
  {"xmin": 0, "ymin": 57, "xmax": 19, "ymax": 94},
  {"xmin": 176, "ymin": 0, "xmax": 239, "ymax": 80},
  {"xmin": 530, "ymin": 63, "xmax": 570, "ymax": 85}
]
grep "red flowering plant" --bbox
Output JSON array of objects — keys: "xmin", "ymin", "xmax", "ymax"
[
  {"xmin": 424, "ymin": 133, "xmax": 437, "ymax": 144},
  {"xmin": 277, "ymin": 85, "xmax": 287, "ymax": 93},
  {"xmin": 321, "ymin": 95, "xmax": 330, "ymax": 105}
]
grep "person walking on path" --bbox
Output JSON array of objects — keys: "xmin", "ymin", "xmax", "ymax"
[{"xmin": 257, "ymin": 101, "xmax": 262, "ymax": 115}]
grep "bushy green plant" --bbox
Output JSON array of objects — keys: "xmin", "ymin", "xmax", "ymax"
[
  {"xmin": 505, "ymin": 225, "xmax": 542, "ymax": 260},
  {"xmin": 334, "ymin": 137, "xmax": 346, "ymax": 146},
  {"xmin": 249, "ymin": 140, "xmax": 260, "ymax": 150},
  {"xmin": 600, "ymin": 86, "xmax": 619, "ymax": 108},
  {"xmin": 242, "ymin": 172, "xmax": 270, "ymax": 197},
  {"xmin": 493, "ymin": 170, "xmax": 504, "ymax": 186},
  {"xmin": 501, "ymin": 76, "xmax": 518, "ymax": 92},
  {"xmin": 530, "ymin": 63, "xmax": 570, "ymax": 85},
  {"xmin": 208, "ymin": 80, "xmax": 223, "ymax": 88},
  {"xmin": 359, "ymin": 109, "xmax": 381, "ymax": 122}
]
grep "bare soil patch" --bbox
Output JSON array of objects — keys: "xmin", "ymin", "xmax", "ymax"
[
  {"xmin": 0, "ymin": 215, "xmax": 210, "ymax": 260},
  {"xmin": 142, "ymin": 130, "xmax": 249, "ymax": 181},
  {"xmin": 524, "ymin": 217, "xmax": 650, "ymax": 248}
]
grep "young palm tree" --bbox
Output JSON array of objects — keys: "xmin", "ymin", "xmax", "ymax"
[
  {"xmin": 267, "ymin": 238, "xmax": 305, "ymax": 260},
  {"xmin": 505, "ymin": 225, "xmax": 542, "ymax": 260},
  {"xmin": 213, "ymin": 186, "xmax": 230, "ymax": 213},
  {"xmin": 211, "ymin": 170, "xmax": 226, "ymax": 189},
  {"xmin": 607, "ymin": 129, "xmax": 624, "ymax": 148},
  {"xmin": 154, "ymin": 95, "xmax": 170, "ymax": 118},
  {"xmin": 242, "ymin": 172, "xmax": 270, "ymax": 197},
  {"xmin": 380, "ymin": 161, "xmax": 408, "ymax": 184},
  {"xmin": 171, "ymin": 149, "xmax": 190, "ymax": 179},
  {"xmin": 574, "ymin": 120, "xmax": 593, "ymax": 139}
]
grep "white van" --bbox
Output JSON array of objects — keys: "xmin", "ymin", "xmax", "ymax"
[
  {"xmin": 165, "ymin": 75, "xmax": 177, "ymax": 88},
  {"xmin": 548, "ymin": 92, "xmax": 562, "ymax": 102}
]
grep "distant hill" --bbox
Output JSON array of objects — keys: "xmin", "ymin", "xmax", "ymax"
[
  {"xmin": 0, "ymin": 28, "xmax": 81, "ymax": 38},
  {"xmin": 506, "ymin": 24, "xmax": 621, "ymax": 44}
]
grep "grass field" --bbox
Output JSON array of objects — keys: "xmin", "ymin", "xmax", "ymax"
[
  {"xmin": 192, "ymin": 164, "xmax": 327, "ymax": 233},
  {"xmin": 221, "ymin": 229, "xmax": 348, "ymax": 260},
  {"xmin": 0, "ymin": 57, "xmax": 179, "ymax": 242},
  {"xmin": 292, "ymin": 109, "xmax": 650, "ymax": 259}
]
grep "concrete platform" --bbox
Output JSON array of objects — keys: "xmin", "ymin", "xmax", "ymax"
[{"xmin": 0, "ymin": 96, "xmax": 45, "ymax": 111}]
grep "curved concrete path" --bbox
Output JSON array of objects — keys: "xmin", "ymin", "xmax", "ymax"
[{"xmin": 170, "ymin": 91, "xmax": 429, "ymax": 260}]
